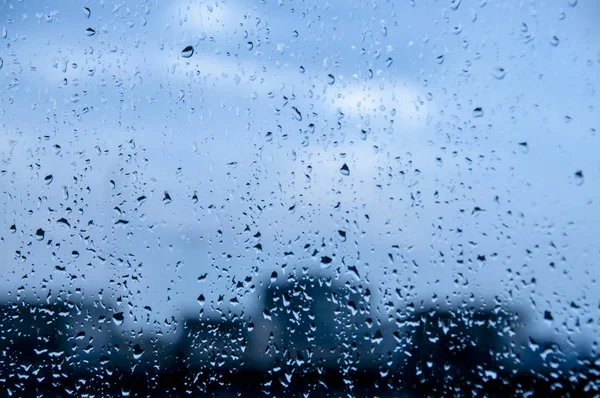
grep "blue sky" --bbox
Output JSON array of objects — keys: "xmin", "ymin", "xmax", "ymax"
[{"xmin": 1, "ymin": 0, "xmax": 599, "ymax": 345}]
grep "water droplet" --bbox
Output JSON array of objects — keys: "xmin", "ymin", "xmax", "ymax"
[
  {"xmin": 327, "ymin": 74, "xmax": 335, "ymax": 85},
  {"xmin": 568, "ymin": 0, "xmax": 577, "ymax": 7},
  {"xmin": 181, "ymin": 45, "xmax": 194, "ymax": 58},
  {"xmin": 436, "ymin": 55, "xmax": 445, "ymax": 64},
  {"xmin": 133, "ymin": 344, "xmax": 144, "ymax": 360},
  {"xmin": 112, "ymin": 312, "xmax": 124, "ymax": 326},
  {"xmin": 550, "ymin": 36, "xmax": 560, "ymax": 47},
  {"xmin": 292, "ymin": 106, "xmax": 302, "ymax": 121},
  {"xmin": 492, "ymin": 67, "xmax": 506, "ymax": 80},
  {"xmin": 35, "ymin": 228, "xmax": 45, "ymax": 240},
  {"xmin": 197, "ymin": 294, "xmax": 205, "ymax": 306},
  {"xmin": 574, "ymin": 170, "xmax": 584, "ymax": 185},
  {"xmin": 57, "ymin": 218, "xmax": 70, "ymax": 228},
  {"xmin": 270, "ymin": 271, "xmax": 278, "ymax": 283},
  {"xmin": 85, "ymin": 28, "xmax": 96, "ymax": 36},
  {"xmin": 385, "ymin": 57, "xmax": 393, "ymax": 67},
  {"xmin": 321, "ymin": 256, "xmax": 332, "ymax": 264},
  {"xmin": 340, "ymin": 163, "xmax": 350, "ymax": 176},
  {"xmin": 44, "ymin": 174, "xmax": 53, "ymax": 184},
  {"xmin": 450, "ymin": 0, "xmax": 462, "ymax": 10},
  {"xmin": 518, "ymin": 141, "xmax": 529, "ymax": 153},
  {"xmin": 472, "ymin": 107, "xmax": 484, "ymax": 117},
  {"xmin": 83, "ymin": 7, "xmax": 91, "ymax": 18},
  {"xmin": 9, "ymin": 224, "xmax": 16, "ymax": 233},
  {"xmin": 246, "ymin": 41, "xmax": 253, "ymax": 50},
  {"xmin": 0, "ymin": 58, "xmax": 3, "ymax": 70}
]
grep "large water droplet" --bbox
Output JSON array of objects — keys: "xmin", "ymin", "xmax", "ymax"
[
  {"xmin": 112, "ymin": 312, "xmax": 124, "ymax": 326},
  {"xmin": 35, "ymin": 228, "xmax": 45, "ymax": 241},
  {"xmin": 85, "ymin": 28, "xmax": 96, "ymax": 36},
  {"xmin": 340, "ymin": 163, "xmax": 350, "ymax": 176},
  {"xmin": 181, "ymin": 45, "xmax": 194, "ymax": 58}
]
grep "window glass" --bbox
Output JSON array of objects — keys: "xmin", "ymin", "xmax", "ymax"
[{"xmin": 1, "ymin": 0, "xmax": 599, "ymax": 395}]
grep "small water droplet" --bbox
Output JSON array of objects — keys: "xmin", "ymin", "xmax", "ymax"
[
  {"xmin": 574, "ymin": 170, "xmax": 584, "ymax": 185},
  {"xmin": 0, "ymin": 58, "xmax": 3, "ymax": 70},
  {"xmin": 85, "ymin": 28, "xmax": 96, "ymax": 36},
  {"xmin": 450, "ymin": 0, "xmax": 462, "ymax": 10},
  {"xmin": 550, "ymin": 36, "xmax": 560, "ymax": 47},
  {"xmin": 340, "ymin": 163, "xmax": 350, "ymax": 176},
  {"xmin": 197, "ymin": 294, "xmax": 205, "ymax": 306},
  {"xmin": 181, "ymin": 45, "xmax": 194, "ymax": 58},
  {"xmin": 385, "ymin": 57, "xmax": 393, "ymax": 67},
  {"xmin": 327, "ymin": 74, "xmax": 335, "ymax": 85},
  {"xmin": 472, "ymin": 107, "xmax": 484, "ymax": 117},
  {"xmin": 44, "ymin": 174, "xmax": 53, "ymax": 184},
  {"xmin": 83, "ymin": 7, "xmax": 91, "ymax": 18},
  {"xmin": 292, "ymin": 106, "xmax": 302, "ymax": 121},
  {"xmin": 518, "ymin": 141, "xmax": 529, "ymax": 153},
  {"xmin": 246, "ymin": 41, "xmax": 253, "ymax": 50},
  {"xmin": 568, "ymin": 0, "xmax": 577, "ymax": 7},
  {"xmin": 436, "ymin": 54, "xmax": 445, "ymax": 64},
  {"xmin": 270, "ymin": 271, "xmax": 278, "ymax": 283},
  {"xmin": 492, "ymin": 67, "xmax": 506, "ymax": 80}
]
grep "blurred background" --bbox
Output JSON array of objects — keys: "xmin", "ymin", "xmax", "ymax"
[{"xmin": 0, "ymin": 0, "xmax": 599, "ymax": 395}]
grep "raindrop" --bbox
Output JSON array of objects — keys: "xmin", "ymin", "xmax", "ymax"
[
  {"xmin": 83, "ymin": 7, "xmax": 91, "ymax": 18},
  {"xmin": 472, "ymin": 107, "xmax": 484, "ymax": 117},
  {"xmin": 574, "ymin": 170, "xmax": 584, "ymax": 185},
  {"xmin": 9, "ymin": 224, "xmax": 16, "ymax": 233},
  {"xmin": 436, "ymin": 55, "xmax": 445, "ymax": 64},
  {"xmin": 44, "ymin": 174, "xmax": 54, "ymax": 184},
  {"xmin": 112, "ymin": 312, "xmax": 124, "ymax": 326},
  {"xmin": 197, "ymin": 294, "xmax": 205, "ymax": 306},
  {"xmin": 450, "ymin": 0, "xmax": 461, "ymax": 10},
  {"xmin": 35, "ymin": 228, "xmax": 45, "ymax": 240},
  {"xmin": 85, "ymin": 28, "xmax": 96, "ymax": 36},
  {"xmin": 385, "ymin": 57, "xmax": 393, "ymax": 67},
  {"xmin": 0, "ymin": 58, "xmax": 3, "ymax": 70},
  {"xmin": 550, "ymin": 36, "xmax": 560, "ymax": 47},
  {"xmin": 270, "ymin": 271, "xmax": 278, "ymax": 283},
  {"xmin": 133, "ymin": 344, "xmax": 144, "ymax": 360},
  {"xmin": 292, "ymin": 106, "xmax": 302, "ymax": 121},
  {"xmin": 57, "ymin": 218, "xmax": 70, "ymax": 228},
  {"xmin": 518, "ymin": 141, "xmax": 529, "ymax": 153},
  {"xmin": 340, "ymin": 163, "xmax": 350, "ymax": 176},
  {"xmin": 246, "ymin": 41, "xmax": 253, "ymax": 50},
  {"xmin": 327, "ymin": 74, "xmax": 335, "ymax": 85},
  {"xmin": 492, "ymin": 67, "xmax": 506, "ymax": 80},
  {"xmin": 181, "ymin": 45, "xmax": 194, "ymax": 58},
  {"xmin": 321, "ymin": 256, "xmax": 333, "ymax": 264}
]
